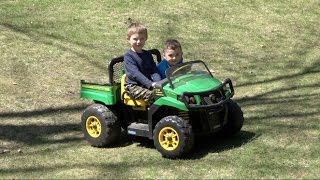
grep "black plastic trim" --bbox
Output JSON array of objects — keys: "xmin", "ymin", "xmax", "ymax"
[{"xmin": 181, "ymin": 78, "xmax": 234, "ymax": 110}]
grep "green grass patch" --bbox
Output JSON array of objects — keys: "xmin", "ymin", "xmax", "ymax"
[{"xmin": 1, "ymin": 0, "xmax": 319, "ymax": 179}]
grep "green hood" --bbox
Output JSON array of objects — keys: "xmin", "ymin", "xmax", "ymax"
[{"xmin": 167, "ymin": 74, "xmax": 222, "ymax": 94}]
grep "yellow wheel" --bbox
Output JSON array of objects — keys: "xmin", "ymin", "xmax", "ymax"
[
  {"xmin": 153, "ymin": 116, "xmax": 194, "ymax": 158},
  {"xmin": 81, "ymin": 104, "xmax": 121, "ymax": 147},
  {"xmin": 86, "ymin": 116, "xmax": 101, "ymax": 138},
  {"xmin": 158, "ymin": 127, "xmax": 179, "ymax": 151}
]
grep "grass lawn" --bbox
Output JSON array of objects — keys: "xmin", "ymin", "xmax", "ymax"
[{"xmin": 0, "ymin": 0, "xmax": 319, "ymax": 179}]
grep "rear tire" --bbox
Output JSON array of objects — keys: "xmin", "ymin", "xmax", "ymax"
[
  {"xmin": 221, "ymin": 100, "xmax": 244, "ymax": 136},
  {"xmin": 81, "ymin": 104, "xmax": 121, "ymax": 147},
  {"xmin": 153, "ymin": 116, "xmax": 194, "ymax": 158}
]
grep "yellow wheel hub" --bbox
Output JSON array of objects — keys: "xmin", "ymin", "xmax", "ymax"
[
  {"xmin": 86, "ymin": 116, "xmax": 101, "ymax": 138},
  {"xmin": 158, "ymin": 127, "xmax": 179, "ymax": 151}
]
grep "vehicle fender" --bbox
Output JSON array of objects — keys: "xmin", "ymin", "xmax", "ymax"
[{"xmin": 153, "ymin": 97, "xmax": 188, "ymax": 111}]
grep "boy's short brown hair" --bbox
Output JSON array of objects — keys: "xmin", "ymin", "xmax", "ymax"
[
  {"xmin": 163, "ymin": 39, "xmax": 182, "ymax": 52},
  {"xmin": 127, "ymin": 23, "xmax": 148, "ymax": 39}
]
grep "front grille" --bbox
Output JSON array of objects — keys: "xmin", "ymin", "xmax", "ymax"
[
  {"xmin": 180, "ymin": 78, "xmax": 234, "ymax": 109},
  {"xmin": 201, "ymin": 91, "xmax": 225, "ymax": 105}
]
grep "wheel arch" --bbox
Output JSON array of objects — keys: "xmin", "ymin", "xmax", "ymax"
[
  {"xmin": 81, "ymin": 103, "xmax": 121, "ymax": 147},
  {"xmin": 152, "ymin": 115, "xmax": 194, "ymax": 158},
  {"xmin": 147, "ymin": 105, "xmax": 184, "ymax": 139}
]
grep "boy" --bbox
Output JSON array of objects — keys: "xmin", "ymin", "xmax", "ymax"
[
  {"xmin": 124, "ymin": 23, "xmax": 161, "ymax": 103},
  {"xmin": 157, "ymin": 39, "xmax": 183, "ymax": 79}
]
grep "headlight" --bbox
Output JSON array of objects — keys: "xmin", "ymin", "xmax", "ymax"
[
  {"xmin": 209, "ymin": 94, "xmax": 215, "ymax": 102},
  {"xmin": 180, "ymin": 95, "xmax": 196, "ymax": 104}
]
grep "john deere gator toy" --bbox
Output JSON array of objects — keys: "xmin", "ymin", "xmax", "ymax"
[{"xmin": 80, "ymin": 49, "xmax": 244, "ymax": 158}]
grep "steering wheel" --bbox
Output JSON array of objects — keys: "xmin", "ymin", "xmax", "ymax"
[{"xmin": 172, "ymin": 64, "xmax": 191, "ymax": 76}]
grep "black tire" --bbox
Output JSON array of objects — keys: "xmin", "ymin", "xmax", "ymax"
[
  {"xmin": 221, "ymin": 100, "xmax": 244, "ymax": 136},
  {"xmin": 81, "ymin": 104, "xmax": 121, "ymax": 147},
  {"xmin": 153, "ymin": 116, "xmax": 194, "ymax": 158}
]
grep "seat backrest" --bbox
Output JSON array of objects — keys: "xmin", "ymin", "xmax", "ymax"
[
  {"xmin": 108, "ymin": 56, "xmax": 124, "ymax": 85},
  {"xmin": 107, "ymin": 49, "xmax": 161, "ymax": 85},
  {"xmin": 149, "ymin": 49, "xmax": 162, "ymax": 64},
  {"xmin": 120, "ymin": 73, "xmax": 146, "ymax": 110},
  {"xmin": 120, "ymin": 74, "xmax": 127, "ymax": 99}
]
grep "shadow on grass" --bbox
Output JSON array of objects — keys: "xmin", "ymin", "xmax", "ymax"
[
  {"xmin": 0, "ymin": 131, "xmax": 259, "ymax": 178},
  {"xmin": 236, "ymin": 81, "xmax": 320, "ymax": 124},
  {"xmin": 132, "ymin": 130, "xmax": 259, "ymax": 160},
  {"xmin": 184, "ymin": 131, "xmax": 259, "ymax": 159},
  {"xmin": 130, "ymin": 136, "xmax": 154, "ymax": 149},
  {"xmin": 0, "ymin": 104, "xmax": 87, "ymax": 118},
  {"xmin": 0, "ymin": 161, "xmax": 132, "ymax": 179},
  {"xmin": 0, "ymin": 104, "xmax": 88, "ymax": 147},
  {"xmin": 0, "ymin": 123, "xmax": 82, "ymax": 146},
  {"xmin": 1, "ymin": 22, "xmax": 106, "ymax": 70}
]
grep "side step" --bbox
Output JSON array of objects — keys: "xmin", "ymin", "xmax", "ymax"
[{"xmin": 127, "ymin": 122, "xmax": 149, "ymax": 137}]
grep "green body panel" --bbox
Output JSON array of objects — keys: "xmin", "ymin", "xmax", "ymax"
[
  {"xmin": 166, "ymin": 74, "xmax": 222, "ymax": 94},
  {"xmin": 163, "ymin": 74, "xmax": 222, "ymax": 94},
  {"xmin": 155, "ymin": 74, "xmax": 224, "ymax": 111},
  {"xmin": 80, "ymin": 81, "xmax": 121, "ymax": 105},
  {"xmin": 154, "ymin": 97, "xmax": 188, "ymax": 111}
]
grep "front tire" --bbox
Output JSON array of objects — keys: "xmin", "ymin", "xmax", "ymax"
[
  {"xmin": 81, "ymin": 104, "xmax": 121, "ymax": 147},
  {"xmin": 153, "ymin": 116, "xmax": 194, "ymax": 158},
  {"xmin": 221, "ymin": 100, "xmax": 244, "ymax": 136}
]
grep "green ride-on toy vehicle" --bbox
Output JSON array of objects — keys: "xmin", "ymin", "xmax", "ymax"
[{"xmin": 80, "ymin": 49, "xmax": 244, "ymax": 158}]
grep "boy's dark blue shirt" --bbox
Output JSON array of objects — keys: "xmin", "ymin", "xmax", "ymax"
[{"xmin": 124, "ymin": 49, "xmax": 161, "ymax": 89}]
